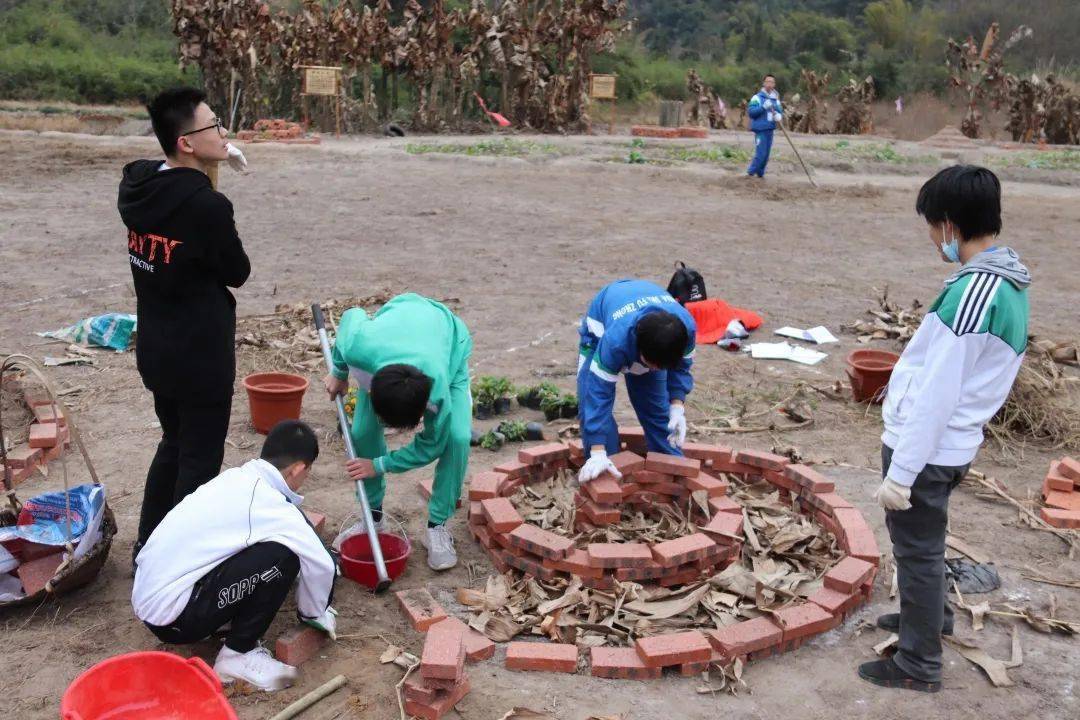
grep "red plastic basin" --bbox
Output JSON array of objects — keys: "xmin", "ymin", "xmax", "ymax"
[
  {"xmin": 60, "ymin": 651, "xmax": 237, "ymax": 720},
  {"xmin": 339, "ymin": 531, "xmax": 411, "ymax": 589}
]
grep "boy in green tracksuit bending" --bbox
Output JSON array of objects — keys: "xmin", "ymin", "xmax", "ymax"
[{"xmin": 323, "ymin": 293, "xmax": 472, "ymax": 571}]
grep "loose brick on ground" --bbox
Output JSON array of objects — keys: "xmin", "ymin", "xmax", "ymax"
[
  {"xmin": 1058, "ymin": 456, "xmax": 1080, "ymax": 482},
  {"xmin": 31, "ymin": 403, "xmax": 66, "ymax": 426},
  {"xmin": 651, "ymin": 533, "xmax": 716, "ymax": 567},
  {"xmin": 610, "ymin": 450, "xmax": 646, "ymax": 476},
  {"xmin": 471, "ymin": 523, "xmax": 494, "ymax": 549},
  {"xmin": 468, "ymin": 471, "xmax": 505, "ymax": 500},
  {"xmin": 403, "ymin": 676, "xmax": 471, "ymax": 720},
  {"xmin": 701, "ymin": 512, "xmax": 743, "ymax": 541},
  {"xmin": 802, "ymin": 491, "xmax": 853, "ymax": 516},
  {"xmin": 645, "ymin": 481, "xmax": 690, "ymax": 498},
  {"xmin": 583, "ymin": 474, "xmax": 624, "ymax": 504},
  {"xmin": 28, "ymin": 423, "xmax": 59, "ymax": 449},
  {"xmin": 807, "ymin": 587, "xmax": 858, "ymax": 616},
  {"xmin": 618, "ymin": 426, "xmax": 647, "ymax": 448},
  {"xmin": 824, "ymin": 556, "xmax": 876, "ymax": 594},
  {"xmin": 480, "ymin": 498, "xmax": 523, "ymax": 533},
  {"xmin": 783, "ymin": 464, "xmax": 835, "ymax": 493},
  {"xmin": 708, "ymin": 496, "xmax": 743, "ymax": 515},
  {"xmin": 590, "ymin": 646, "xmax": 662, "ymax": 679},
  {"xmin": 274, "ymin": 625, "xmax": 328, "ymax": 666},
  {"xmin": 543, "ymin": 548, "xmax": 604, "ymax": 578},
  {"xmin": 765, "ymin": 470, "xmax": 799, "ymax": 494},
  {"xmin": 508, "ymin": 523, "xmax": 573, "ymax": 560},
  {"xmin": 519, "ymin": 443, "xmax": 570, "ymax": 465},
  {"xmin": 1045, "ymin": 461, "xmax": 1074, "ymax": 493},
  {"xmin": 587, "ymin": 542, "xmax": 653, "ymax": 568},
  {"xmin": 1044, "ymin": 491, "xmax": 1080, "ymax": 512},
  {"xmin": 634, "ymin": 630, "xmax": 712, "ymax": 667},
  {"xmin": 681, "ymin": 443, "xmax": 732, "ymax": 464},
  {"xmin": 421, "ymin": 618, "xmax": 466, "ymax": 681},
  {"xmin": 679, "ymin": 660, "xmax": 710, "ymax": 676},
  {"xmin": 494, "ymin": 459, "xmax": 531, "ymax": 479},
  {"xmin": 684, "ymin": 473, "xmax": 728, "ymax": 497},
  {"xmin": 707, "ymin": 617, "xmax": 782, "ymax": 659},
  {"xmin": 614, "ymin": 560, "xmax": 667, "ymax": 582},
  {"xmin": 632, "ymin": 469, "xmax": 671, "ymax": 484},
  {"xmin": 504, "ymin": 553, "xmax": 557, "ymax": 580},
  {"xmin": 843, "ymin": 527, "xmax": 881, "ymax": 565},
  {"xmin": 0, "ymin": 464, "xmax": 33, "ymax": 487},
  {"xmin": 3, "ymin": 445, "xmax": 41, "ymax": 469},
  {"xmin": 734, "ymin": 449, "xmax": 789, "ymax": 471},
  {"xmin": 506, "ymin": 642, "xmax": 578, "ymax": 673},
  {"xmin": 658, "ymin": 565, "xmax": 704, "ymax": 587},
  {"xmin": 429, "ymin": 617, "xmax": 495, "ymax": 662},
  {"xmin": 645, "ymin": 452, "xmax": 701, "ymax": 478},
  {"xmin": 580, "ymin": 574, "xmax": 616, "ymax": 591},
  {"xmin": 567, "ymin": 438, "xmax": 585, "ymax": 458},
  {"xmin": 1041, "ymin": 507, "xmax": 1080, "ymax": 529},
  {"xmin": 578, "ymin": 498, "xmax": 621, "ymax": 525},
  {"xmin": 395, "ymin": 588, "xmax": 448, "ymax": 632},
  {"xmin": 833, "ymin": 507, "xmax": 871, "ymax": 536},
  {"xmin": 773, "ymin": 603, "xmax": 840, "ymax": 641}
]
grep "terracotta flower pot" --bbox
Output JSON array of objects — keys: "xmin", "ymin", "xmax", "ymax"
[
  {"xmin": 243, "ymin": 372, "xmax": 309, "ymax": 434},
  {"xmin": 845, "ymin": 349, "xmax": 900, "ymax": 404}
]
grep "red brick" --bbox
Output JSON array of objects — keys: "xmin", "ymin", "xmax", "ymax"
[
  {"xmin": 701, "ymin": 512, "xmax": 743, "ymax": 541},
  {"xmin": 395, "ymin": 588, "xmax": 449, "ymax": 632},
  {"xmin": 490, "ymin": 530, "xmax": 522, "ymax": 555},
  {"xmin": 519, "ymin": 443, "xmax": 569, "ymax": 465},
  {"xmin": 428, "ymin": 617, "xmax": 494, "ymax": 663},
  {"xmin": 707, "ymin": 617, "xmax": 782, "ymax": 659},
  {"xmin": 783, "ymin": 464, "xmax": 835, "ymax": 493},
  {"xmin": 494, "ymin": 459, "xmax": 531, "ymax": 479},
  {"xmin": 506, "ymin": 642, "xmax": 578, "ymax": 673},
  {"xmin": 619, "ymin": 483, "xmax": 642, "ymax": 498},
  {"xmin": 581, "ymin": 574, "xmax": 617, "ymax": 591},
  {"xmin": 679, "ymin": 659, "xmax": 711, "ymax": 676},
  {"xmin": 1044, "ymin": 461, "xmax": 1073, "ymax": 492},
  {"xmin": 632, "ymin": 469, "xmax": 671, "ymax": 484},
  {"xmin": 614, "ymin": 559, "xmax": 667, "ymax": 582},
  {"xmin": 833, "ymin": 507, "xmax": 870, "ymax": 536},
  {"xmin": 645, "ymin": 452, "xmax": 700, "ymax": 478},
  {"xmin": 28, "ymin": 423, "xmax": 59, "ymax": 449},
  {"xmin": 468, "ymin": 471, "xmax": 504, "ymax": 500},
  {"xmin": 421, "ymin": 619, "xmax": 466, "ymax": 681},
  {"xmin": 634, "ymin": 631, "xmax": 712, "ymax": 667},
  {"xmin": 470, "ymin": 523, "xmax": 494, "ymax": 548},
  {"xmin": 578, "ymin": 498, "xmax": 621, "ymax": 525},
  {"xmin": 815, "ymin": 510, "xmax": 843, "ymax": 539},
  {"xmin": 508, "ymin": 523, "xmax": 573, "ymax": 560},
  {"xmin": 3, "ymin": 445, "xmax": 41, "ymax": 469},
  {"xmin": 1044, "ymin": 491, "xmax": 1080, "ymax": 511},
  {"xmin": 734, "ymin": 450, "xmax": 789, "ymax": 472},
  {"xmin": 708, "ymin": 496, "xmax": 743, "ymax": 515},
  {"xmin": 1058, "ymin": 457, "xmax": 1080, "ymax": 482},
  {"xmin": 651, "ymin": 533, "xmax": 715, "ymax": 567},
  {"xmin": 682, "ymin": 443, "xmax": 733, "ymax": 464},
  {"xmin": 802, "ymin": 491, "xmax": 853, "ymax": 516},
  {"xmin": 0, "ymin": 464, "xmax": 33, "ymax": 487},
  {"xmin": 468, "ymin": 501, "xmax": 484, "ymax": 522},
  {"xmin": 22, "ymin": 389, "xmax": 53, "ymax": 407},
  {"xmin": 31, "ymin": 403, "xmax": 66, "ymax": 427},
  {"xmin": 588, "ymin": 542, "xmax": 653, "ymax": 568},
  {"xmin": 584, "ymin": 474, "xmax": 624, "ymax": 504},
  {"xmin": 1041, "ymin": 507, "xmax": 1080, "ymax": 529},
  {"xmin": 824, "ymin": 557, "xmax": 876, "ymax": 594},
  {"xmin": 403, "ymin": 676, "xmax": 471, "ymax": 720},
  {"xmin": 302, "ymin": 510, "xmax": 325, "ymax": 535},
  {"xmin": 773, "ymin": 603, "xmax": 840, "ymax": 641},
  {"xmin": 543, "ymin": 548, "xmax": 604, "ymax": 578},
  {"xmin": 658, "ymin": 565, "xmax": 704, "ymax": 587},
  {"xmin": 630, "ymin": 125, "xmax": 681, "ymax": 139},
  {"xmin": 678, "ymin": 126, "xmax": 710, "ymax": 139},
  {"xmin": 610, "ymin": 450, "xmax": 646, "ymax": 476},
  {"xmin": 844, "ymin": 527, "xmax": 880, "ymax": 565},
  {"xmin": 274, "ymin": 625, "xmax": 328, "ymax": 666},
  {"xmin": 807, "ymin": 586, "xmax": 858, "ymax": 616},
  {"xmin": 481, "ymin": 498, "xmax": 523, "ymax": 533},
  {"xmin": 488, "ymin": 548, "xmax": 511, "ymax": 574},
  {"xmin": 684, "ymin": 473, "xmax": 728, "ymax": 497},
  {"xmin": 505, "ymin": 552, "xmax": 558, "ymax": 580},
  {"xmin": 590, "ymin": 646, "xmax": 661, "ymax": 679},
  {"xmin": 618, "ymin": 426, "xmax": 647, "ymax": 448},
  {"xmin": 645, "ymin": 481, "xmax": 690, "ymax": 498}
]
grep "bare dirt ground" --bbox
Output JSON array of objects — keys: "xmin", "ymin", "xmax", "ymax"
[{"xmin": 1, "ymin": 128, "xmax": 1078, "ymax": 720}]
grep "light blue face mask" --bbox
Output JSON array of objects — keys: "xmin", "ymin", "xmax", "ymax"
[{"xmin": 940, "ymin": 224, "xmax": 961, "ymax": 263}]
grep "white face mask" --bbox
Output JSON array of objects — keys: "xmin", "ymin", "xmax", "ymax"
[{"xmin": 940, "ymin": 223, "xmax": 961, "ymax": 263}]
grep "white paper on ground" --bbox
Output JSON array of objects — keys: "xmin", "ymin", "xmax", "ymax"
[
  {"xmin": 774, "ymin": 326, "xmax": 838, "ymax": 344},
  {"xmin": 748, "ymin": 341, "xmax": 828, "ymax": 366}
]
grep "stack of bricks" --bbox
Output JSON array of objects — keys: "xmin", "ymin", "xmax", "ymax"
[
  {"xmin": 1040, "ymin": 457, "xmax": 1080, "ymax": 529},
  {"xmin": 630, "ymin": 126, "xmax": 710, "ymax": 139},
  {"xmin": 394, "ymin": 587, "xmax": 494, "ymax": 719},
  {"xmin": 1, "ymin": 388, "xmax": 71, "ymax": 489},
  {"xmin": 235, "ymin": 119, "xmax": 321, "ymax": 145}
]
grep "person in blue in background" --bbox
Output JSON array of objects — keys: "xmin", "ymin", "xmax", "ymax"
[
  {"xmin": 746, "ymin": 73, "xmax": 783, "ymax": 178},
  {"xmin": 576, "ymin": 280, "xmax": 697, "ymax": 483}
]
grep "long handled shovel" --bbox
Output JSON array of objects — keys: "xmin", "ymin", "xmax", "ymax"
[
  {"xmin": 777, "ymin": 119, "xmax": 817, "ymax": 187},
  {"xmin": 311, "ymin": 303, "xmax": 392, "ymax": 592}
]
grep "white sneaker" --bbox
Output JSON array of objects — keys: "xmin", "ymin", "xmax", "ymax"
[
  {"xmin": 214, "ymin": 645, "xmax": 298, "ymax": 692},
  {"xmin": 423, "ymin": 524, "xmax": 458, "ymax": 571}
]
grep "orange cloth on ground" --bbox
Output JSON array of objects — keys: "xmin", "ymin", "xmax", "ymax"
[{"xmin": 685, "ymin": 299, "xmax": 763, "ymax": 345}]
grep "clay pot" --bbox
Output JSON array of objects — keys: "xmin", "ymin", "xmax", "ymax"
[
  {"xmin": 243, "ymin": 372, "xmax": 309, "ymax": 434},
  {"xmin": 845, "ymin": 349, "xmax": 900, "ymax": 404}
]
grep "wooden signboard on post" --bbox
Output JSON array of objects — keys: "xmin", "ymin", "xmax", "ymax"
[
  {"xmin": 588, "ymin": 73, "xmax": 617, "ymax": 135},
  {"xmin": 299, "ymin": 65, "xmax": 343, "ymax": 137}
]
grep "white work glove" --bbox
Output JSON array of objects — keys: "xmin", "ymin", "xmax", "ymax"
[
  {"xmin": 773, "ymin": 112, "xmax": 783, "ymax": 123},
  {"xmin": 666, "ymin": 404, "xmax": 687, "ymax": 448},
  {"xmin": 304, "ymin": 606, "xmax": 338, "ymax": 640},
  {"xmin": 225, "ymin": 142, "xmax": 248, "ymax": 172},
  {"xmin": 874, "ymin": 477, "xmax": 912, "ymax": 512},
  {"xmin": 764, "ymin": 99, "xmax": 775, "ymax": 110},
  {"xmin": 578, "ymin": 449, "xmax": 620, "ymax": 484}
]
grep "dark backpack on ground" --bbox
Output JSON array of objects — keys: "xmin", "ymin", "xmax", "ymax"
[{"xmin": 667, "ymin": 261, "xmax": 707, "ymax": 305}]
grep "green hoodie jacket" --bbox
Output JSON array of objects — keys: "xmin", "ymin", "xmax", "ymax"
[{"xmin": 330, "ymin": 293, "xmax": 471, "ymax": 473}]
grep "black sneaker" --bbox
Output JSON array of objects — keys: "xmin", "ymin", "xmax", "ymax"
[
  {"xmin": 858, "ymin": 658, "xmax": 941, "ymax": 693},
  {"xmin": 876, "ymin": 613, "xmax": 953, "ymax": 636}
]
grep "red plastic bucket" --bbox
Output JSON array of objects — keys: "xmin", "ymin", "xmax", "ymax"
[
  {"xmin": 60, "ymin": 651, "xmax": 237, "ymax": 720},
  {"xmin": 242, "ymin": 372, "xmax": 309, "ymax": 434},
  {"xmin": 339, "ymin": 532, "xmax": 411, "ymax": 589},
  {"xmin": 845, "ymin": 349, "xmax": 900, "ymax": 404}
]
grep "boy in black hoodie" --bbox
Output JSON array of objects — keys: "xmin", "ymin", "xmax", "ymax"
[{"xmin": 118, "ymin": 87, "xmax": 251, "ymax": 558}]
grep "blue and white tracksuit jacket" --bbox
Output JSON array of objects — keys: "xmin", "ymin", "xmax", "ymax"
[
  {"xmin": 747, "ymin": 88, "xmax": 782, "ymax": 176},
  {"xmin": 577, "ymin": 280, "xmax": 696, "ymax": 457}
]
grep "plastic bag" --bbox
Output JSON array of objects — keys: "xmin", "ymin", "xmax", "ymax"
[
  {"xmin": 37, "ymin": 313, "xmax": 137, "ymax": 352},
  {"xmin": 0, "ymin": 484, "xmax": 104, "ymax": 546}
]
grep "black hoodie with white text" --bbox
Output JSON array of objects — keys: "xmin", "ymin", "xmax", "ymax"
[{"xmin": 118, "ymin": 161, "xmax": 250, "ymax": 401}]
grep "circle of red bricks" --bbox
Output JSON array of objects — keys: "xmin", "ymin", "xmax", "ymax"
[{"xmin": 460, "ymin": 429, "xmax": 881, "ymax": 676}]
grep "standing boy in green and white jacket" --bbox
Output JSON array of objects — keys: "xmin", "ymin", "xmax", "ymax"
[
  {"xmin": 322, "ymin": 293, "xmax": 472, "ymax": 571},
  {"xmin": 858, "ymin": 166, "xmax": 1030, "ymax": 692}
]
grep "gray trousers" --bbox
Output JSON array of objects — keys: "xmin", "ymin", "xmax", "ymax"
[{"xmin": 882, "ymin": 445, "xmax": 969, "ymax": 683}]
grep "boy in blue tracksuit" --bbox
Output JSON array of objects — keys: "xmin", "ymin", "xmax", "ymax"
[
  {"xmin": 576, "ymin": 280, "xmax": 696, "ymax": 483},
  {"xmin": 746, "ymin": 73, "xmax": 782, "ymax": 178}
]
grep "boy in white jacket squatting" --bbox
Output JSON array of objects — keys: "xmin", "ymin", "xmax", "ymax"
[
  {"xmin": 133, "ymin": 420, "xmax": 337, "ymax": 691},
  {"xmin": 858, "ymin": 166, "xmax": 1030, "ymax": 692}
]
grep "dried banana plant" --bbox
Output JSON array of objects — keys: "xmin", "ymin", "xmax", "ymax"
[
  {"xmin": 1004, "ymin": 73, "xmax": 1080, "ymax": 145},
  {"xmin": 834, "ymin": 76, "xmax": 875, "ymax": 135},
  {"xmin": 945, "ymin": 23, "xmax": 1032, "ymax": 139},
  {"xmin": 789, "ymin": 69, "xmax": 829, "ymax": 134}
]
